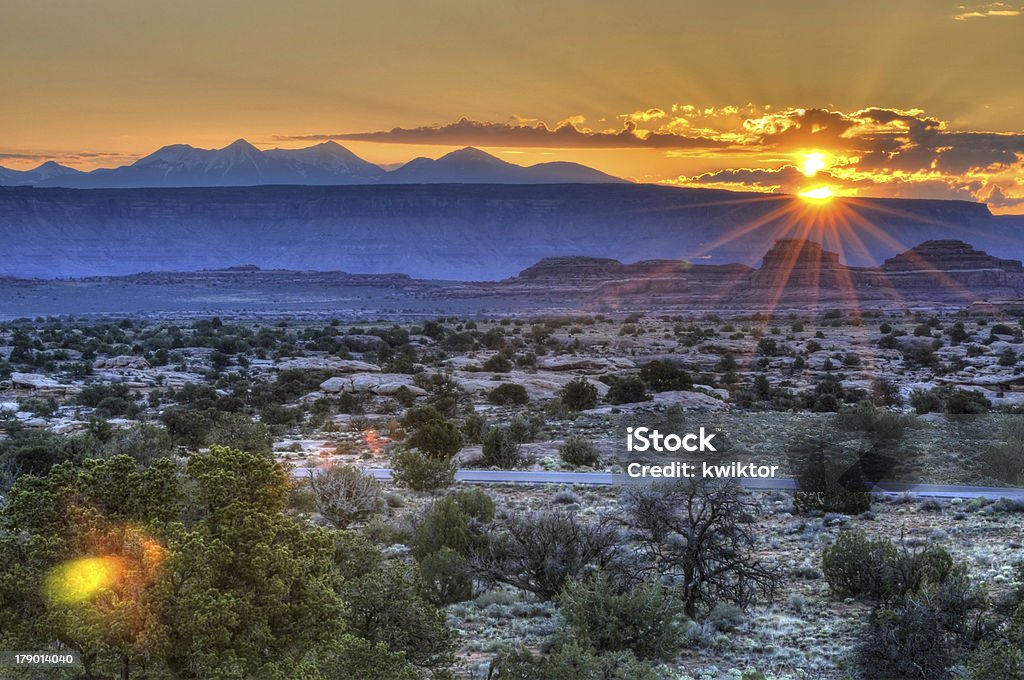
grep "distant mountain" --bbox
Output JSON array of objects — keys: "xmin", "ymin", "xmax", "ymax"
[
  {"xmin": 0, "ymin": 142, "xmax": 625, "ymax": 188},
  {"xmin": 35, "ymin": 140, "xmax": 386, "ymax": 188},
  {"xmin": 0, "ymin": 161, "xmax": 83, "ymax": 186},
  {"xmin": 384, "ymin": 147, "xmax": 626, "ymax": 184}
]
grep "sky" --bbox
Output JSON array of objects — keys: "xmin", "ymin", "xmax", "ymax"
[{"xmin": 1, "ymin": 0, "xmax": 1022, "ymax": 212}]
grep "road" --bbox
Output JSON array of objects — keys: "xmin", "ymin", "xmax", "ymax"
[{"xmin": 291, "ymin": 467, "xmax": 1024, "ymax": 500}]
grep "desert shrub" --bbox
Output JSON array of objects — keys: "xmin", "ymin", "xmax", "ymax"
[
  {"xmin": 411, "ymin": 496, "xmax": 478, "ymax": 560},
  {"xmin": 706, "ymin": 602, "xmax": 746, "ymax": 632},
  {"xmin": 402, "ymin": 405, "xmax": 443, "ymax": 429},
  {"xmin": 314, "ymin": 634, "xmax": 420, "ymax": 680},
  {"xmin": 822, "ymin": 530, "xmax": 901, "ymax": 599},
  {"xmin": 854, "ymin": 572, "xmax": 987, "ymax": 680},
  {"xmin": 481, "ymin": 427, "xmax": 521, "ymax": 468},
  {"xmin": 980, "ymin": 420, "xmax": 1024, "ymax": 485},
  {"xmin": 482, "ymin": 354, "xmax": 513, "ymax": 372},
  {"xmin": 639, "ymin": 360, "xmax": 693, "ymax": 392},
  {"xmin": 559, "ymin": 436, "xmax": 602, "ymax": 467},
  {"xmin": 793, "ymin": 459, "xmax": 871, "ymax": 515},
  {"xmin": 390, "ymin": 448, "xmax": 455, "ymax": 492},
  {"xmin": 911, "ymin": 386, "xmax": 991, "ymax": 415},
  {"xmin": 488, "ymin": 383, "xmax": 530, "ymax": 406},
  {"xmin": 619, "ymin": 479, "xmax": 777, "ymax": 618},
  {"xmin": 419, "ymin": 547, "xmax": 473, "ymax": 606},
  {"xmin": 491, "ymin": 639, "xmax": 662, "ymax": 680},
  {"xmin": 412, "ymin": 493, "xmax": 491, "ymax": 605},
  {"xmin": 75, "ymin": 383, "xmax": 140, "ymax": 418},
  {"xmin": 946, "ymin": 389, "xmax": 992, "ymax": 415},
  {"xmin": 507, "ymin": 414, "xmax": 544, "ymax": 443},
  {"xmin": 822, "ymin": 530, "xmax": 962, "ymax": 603},
  {"xmin": 406, "ymin": 419, "xmax": 463, "ymax": 459},
  {"xmin": 308, "ymin": 464, "xmax": 385, "ymax": 528},
  {"xmin": 341, "ymin": 562, "xmax": 455, "ymax": 670},
  {"xmin": 461, "ymin": 412, "xmax": 488, "ymax": 444},
  {"xmin": 207, "ymin": 412, "xmax": 274, "ymax": 456},
  {"xmin": 559, "ymin": 377, "xmax": 599, "ymax": 411},
  {"xmin": 558, "ymin": 574, "xmax": 686, "ymax": 661},
  {"xmin": 968, "ymin": 628, "xmax": 1024, "ymax": 679},
  {"xmin": 392, "ymin": 385, "xmax": 418, "ymax": 408},
  {"xmin": 605, "ymin": 376, "xmax": 648, "ymax": 405},
  {"xmin": 450, "ymin": 487, "xmax": 496, "ymax": 522},
  {"xmin": 101, "ymin": 424, "xmax": 177, "ymax": 464},
  {"xmin": 756, "ymin": 337, "xmax": 780, "ymax": 356},
  {"xmin": 470, "ymin": 510, "xmax": 623, "ymax": 600}
]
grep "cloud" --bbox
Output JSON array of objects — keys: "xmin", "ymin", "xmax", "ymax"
[
  {"xmin": 274, "ymin": 104, "xmax": 1024, "ymax": 208},
  {"xmin": 953, "ymin": 2, "xmax": 1022, "ymax": 20},
  {"xmin": 0, "ymin": 149, "xmax": 140, "ymax": 169},
  {"xmin": 277, "ymin": 117, "xmax": 733, "ymax": 150},
  {"xmin": 666, "ymin": 164, "xmax": 986, "ymax": 203}
]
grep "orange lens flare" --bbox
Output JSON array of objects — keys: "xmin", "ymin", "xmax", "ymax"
[
  {"xmin": 45, "ymin": 556, "xmax": 126, "ymax": 604},
  {"xmin": 798, "ymin": 186, "xmax": 835, "ymax": 204},
  {"xmin": 364, "ymin": 428, "xmax": 384, "ymax": 454},
  {"xmin": 799, "ymin": 152, "xmax": 828, "ymax": 177}
]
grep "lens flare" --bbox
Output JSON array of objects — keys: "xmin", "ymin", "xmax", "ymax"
[
  {"xmin": 798, "ymin": 186, "xmax": 835, "ymax": 204},
  {"xmin": 45, "ymin": 556, "xmax": 126, "ymax": 604},
  {"xmin": 800, "ymin": 152, "xmax": 828, "ymax": 177},
  {"xmin": 364, "ymin": 428, "xmax": 384, "ymax": 455}
]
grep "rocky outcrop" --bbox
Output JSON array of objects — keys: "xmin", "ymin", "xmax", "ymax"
[
  {"xmin": 320, "ymin": 373, "xmax": 426, "ymax": 396},
  {"xmin": 882, "ymin": 240, "xmax": 1024, "ymax": 273},
  {"xmin": 8, "ymin": 372, "xmax": 79, "ymax": 394},
  {"xmin": 94, "ymin": 355, "xmax": 151, "ymax": 369},
  {"xmin": 466, "ymin": 238, "xmax": 1024, "ymax": 311},
  {"xmin": 278, "ymin": 357, "xmax": 381, "ymax": 373}
]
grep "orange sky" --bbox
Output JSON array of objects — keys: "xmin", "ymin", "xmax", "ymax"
[{"xmin": 1, "ymin": 0, "xmax": 1022, "ymax": 212}]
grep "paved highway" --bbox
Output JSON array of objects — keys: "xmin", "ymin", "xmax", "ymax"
[{"xmin": 290, "ymin": 466, "xmax": 1024, "ymax": 500}]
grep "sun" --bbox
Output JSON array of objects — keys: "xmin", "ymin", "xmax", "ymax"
[
  {"xmin": 798, "ymin": 186, "xmax": 835, "ymax": 204},
  {"xmin": 799, "ymin": 152, "xmax": 828, "ymax": 177}
]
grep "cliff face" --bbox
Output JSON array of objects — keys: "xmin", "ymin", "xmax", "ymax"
[
  {"xmin": 472, "ymin": 238, "xmax": 1024, "ymax": 310},
  {"xmin": 0, "ymin": 184, "xmax": 1010, "ymax": 280}
]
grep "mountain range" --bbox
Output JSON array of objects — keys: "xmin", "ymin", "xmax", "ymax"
[{"xmin": 0, "ymin": 140, "xmax": 625, "ymax": 188}]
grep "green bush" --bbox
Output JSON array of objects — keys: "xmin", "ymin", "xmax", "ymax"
[
  {"xmin": 558, "ymin": 575, "xmax": 686, "ymax": 661},
  {"xmin": 559, "ymin": 377, "xmax": 599, "ymax": 411},
  {"xmin": 639, "ymin": 360, "xmax": 692, "ymax": 392},
  {"xmin": 605, "ymin": 376, "xmax": 648, "ymax": 405},
  {"xmin": 481, "ymin": 427, "xmax": 521, "ymax": 468},
  {"xmin": 822, "ymin": 530, "xmax": 900, "ymax": 599},
  {"xmin": 308, "ymin": 464, "xmax": 385, "ymax": 529},
  {"xmin": 482, "ymin": 354, "xmax": 513, "ymax": 372},
  {"xmin": 461, "ymin": 412, "xmax": 488, "ymax": 444},
  {"xmin": 450, "ymin": 487, "xmax": 496, "ymax": 522},
  {"xmin": 507, "ymin": 413, "xmax": 544, "ymax": 443},
  {"xmin": 822, "ymin": 530, "xmax": 962, "ymax": 602},
  {"xmin": 419, "ymin": 547, "xmax": 473, "ymax": 606},
  {"xmin": 406, "ymin": 419, "xmax": 464, "ymax": 459},
  {"xmin": 492, "ymin": 639, "xmax": 663, "ymax": 680},
  {"xmin": 390, "ymin": 448, "xmax": 455, "ymax": 492},
  {"xmin": 488, "ymin": 382, "xmax": 530, "ymax": 405},
  {"xmin": 855, "ymin": 572, "xmax": 985, "ymax": 680},
  {"xmin": 411, "ymin": 496, "xmax": 477, "ymax": 560},
  {"xmin": 559, "ymin": 436, "xmax": 601, "ymax": 467},
  {"xmin": 402, "ymin": 405, "xmax": 444, "ymax": 429},
  {"xmin": 910, "ymin": 386, "xmax": 991, "ymax": 415}
]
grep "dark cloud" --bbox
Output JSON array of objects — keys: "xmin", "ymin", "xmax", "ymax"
[{"xmin": 278, "ymin": 117, "xmax": 733, "ymax": 150}]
